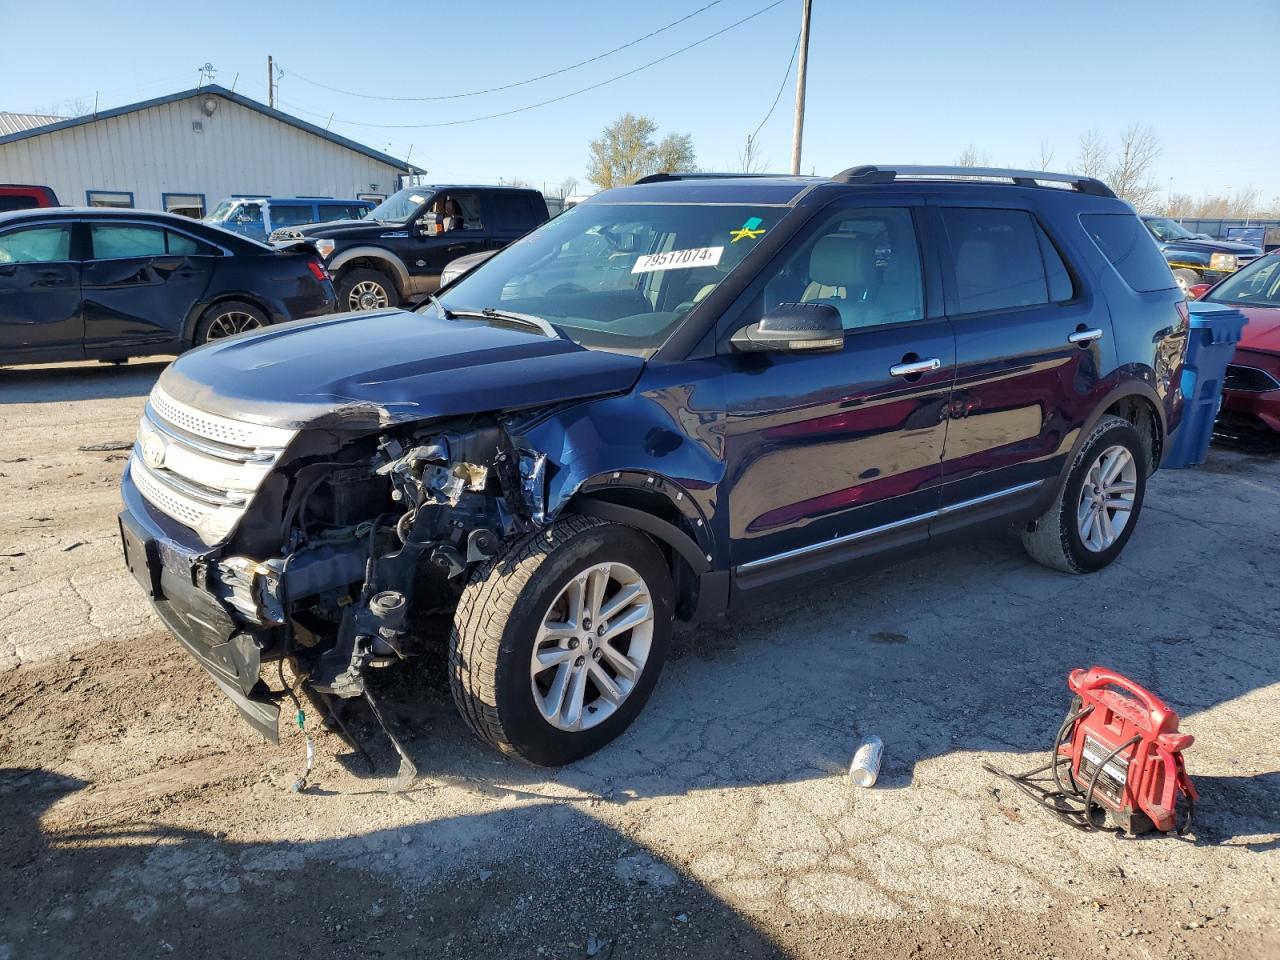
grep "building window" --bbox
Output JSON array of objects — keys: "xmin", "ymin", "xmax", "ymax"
[
  {"xmin": 86, "ymin": 190, "xmax": 134, "ymax": 209},
  {"xmin": 162, "ymin": 192, "xmax": 206, "ymax": 219}
]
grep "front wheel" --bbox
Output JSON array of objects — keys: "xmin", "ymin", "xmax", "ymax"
[
  {"xmin": 1021, "ymin": 415, "xmax": 1147, "ymax": 573},
  {"xmin": 450, "ymin": 516, "xmax": 673, "ymax": 766},
  {"xmin": 336, "ymin": 268, "xmax": 397, "ymax": 312}
]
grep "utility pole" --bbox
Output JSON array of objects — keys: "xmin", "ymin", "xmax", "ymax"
[
  {"xmin": 790, "ymin": 0, "xmax": 813, "ymax": 175},
  {"xmin": 267, "ymin": 55, "xmax": 274, "ymax": 108}
]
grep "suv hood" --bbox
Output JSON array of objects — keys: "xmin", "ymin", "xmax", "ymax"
[
  {"xmin": 158, "ymin": 309, "xmax": 645, "ymax": 431},
  {"xmin": 288, "ymin": 219, "xmax": 401, "ymax": 239},
  {"xmin": 1161, "ymin": 237, "xmax": 1262, "ymax": 255}
]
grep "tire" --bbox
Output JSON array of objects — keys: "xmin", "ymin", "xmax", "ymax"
[
  {"xmin": 336, "ymin": 267, "xmax": 397, "ymax": 312},
  {"xmin": 193, "ymin": 300, "xmax": 269, "ymax": 346},
  {"xmin": 1021, "ymin": 415, "xmax": 1148, "ymax": 574},
  {"xmin": 450, "ymin": 515, "xmax": 674, "ymax": 766},
  {"xmin": 1173, "ymin": 268, "xmax": 1199, "ymax": 293}
]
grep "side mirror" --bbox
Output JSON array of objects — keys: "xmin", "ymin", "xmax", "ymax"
[
  {"xmin": 415, "ymin": 212, "xmax": 440, "ymax": 237},
  {"xmin": 1187, "ymin": 283, "xmax": 1212, "ymax": 300},
  {"xmin": 731, "ymin": 302, "xmax": 844, "ymax": 353}
]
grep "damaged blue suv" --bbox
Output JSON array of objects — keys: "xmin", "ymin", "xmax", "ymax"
[{"xmin": 120, "ymin": 166, "xmax": 1187, "ymax": 767}]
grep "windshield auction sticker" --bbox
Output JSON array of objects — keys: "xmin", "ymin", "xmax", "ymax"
[{"xmin": 632, "ymin": 246, "xmax": 724, "ymax": 274}]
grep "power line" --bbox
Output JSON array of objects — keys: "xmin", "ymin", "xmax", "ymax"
[
  {"xmin": 276, "ymin": 0, "xmax": 787, "ymax": 131},
  {"xmin": 751, "ymin": 31, "xmax": 801, "ymax": 143},
  {"xmin": 282, "ymin": 0, "xmax": 725, "ymax": 103}
]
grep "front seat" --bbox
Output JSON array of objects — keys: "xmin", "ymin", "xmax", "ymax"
[{"xmin": 801, "ymin": 233, "xmax": 878, "ymax": 328}]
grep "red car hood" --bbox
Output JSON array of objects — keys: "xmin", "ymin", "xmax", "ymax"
[{"xmin": 1235, "ymin": 306, "xmax": 1280, "ymax": 355}]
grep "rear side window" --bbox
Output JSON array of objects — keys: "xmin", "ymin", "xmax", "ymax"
[
  {"xmin": 940, "ymin": 208, "xmax": 1068, "ymax": 313},
  {"xmin": 1080, "ymin": 213, "xmax": 1176, "ymax": 292},
  {"xmin": 90, "ymin": 224, "xmax": 214, "ymax": 258},
  {"xmin": 0, "ymin": 196, "xmax": 39, "ymax": 213},
  {"xmin": 487, "ymin": 192, "xmax": 535, "ymax": 231},
  {"xmin": 269, "ymin": 204, "xmax": 316, "ymax": 227}
]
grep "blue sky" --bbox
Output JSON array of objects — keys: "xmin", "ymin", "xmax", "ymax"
[{"xmin": 4, "ymin": 0, "xmax": 1278, "ymax": 202}]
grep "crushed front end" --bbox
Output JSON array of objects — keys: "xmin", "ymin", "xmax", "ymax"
[{"xmin": 120, "ymin": 383, "xmax": 548, "ymax": 745}]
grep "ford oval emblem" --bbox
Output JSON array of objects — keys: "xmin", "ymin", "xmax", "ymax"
[{"xmin": 142, "ymin": 433, "xmax": 167, "ymax": 470}]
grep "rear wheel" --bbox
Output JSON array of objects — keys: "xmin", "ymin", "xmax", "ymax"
[
  {"xmin": 336, "ymin": 268, "xmax": 397, "ymax": 312},
  {"xmin": 1021, "ymin": 415, "xmax": 1147, "ymax": 573},
  {"xmin": 194, "ymin": 300, "xmax": 268, "ymax": 345},
  {"xmin": 450, "ymin": 516, "xmax": 673, "ymax": 766}
]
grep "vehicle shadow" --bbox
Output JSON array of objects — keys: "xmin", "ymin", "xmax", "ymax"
[
  {"xmin": 336, "ymin": 511, "xmax": 1277, "ymax": 848},
  {"xmin": 0, "ymin": 359, "xmax": 169, "ymax": 405},
  {"xmin": 0, "ymin": 766, "xmax": 786, "ymax": 959}
]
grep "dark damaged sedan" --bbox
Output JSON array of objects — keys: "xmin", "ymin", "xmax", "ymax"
[
  {"xmin": 120, "ymin": 167, "xmax": 1187, "ymax": 769},
  {"xmin": 0, "ymin": 207, "xmax": 335, "ymax": 366}
]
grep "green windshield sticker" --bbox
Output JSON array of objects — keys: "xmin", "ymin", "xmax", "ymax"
[{"xmin": 730, "ymin": 217, "xmax": 765, "ymax": 243}]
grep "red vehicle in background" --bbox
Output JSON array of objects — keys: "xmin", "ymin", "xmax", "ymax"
[
  {"xmin": 1189, "ymin": 253, "xmax": 1280, "ymax": 441},
  {"xmin": 0, "ymin": 184, "xmax": 60, "ymax": 212}
]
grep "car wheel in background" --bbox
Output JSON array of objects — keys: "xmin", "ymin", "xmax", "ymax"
[
  {"xmin": 1021, "ymin": 414, "xmax": 1148, "ymax": 574},
  {"xmin": 450, "ymin": 516, "xmax": 674, "ymax": 766},
  {"xmin": 337, "ymin": 268, "xmax": 396, "ymax": 312},
  {"xmin": 194, "ymin": 300, "xmax": 269, "ymax": 346},
  {"xmin": 1173, "ymin": 268, "xmax": 1200, "ymax": 293}
]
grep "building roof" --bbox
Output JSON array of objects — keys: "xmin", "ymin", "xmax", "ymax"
[
  {"xmin": 0, "ymin": 111, "xmax": 65, "ymax": 137},
  {"xmin": 0, "ymin": 86, "xmax": 421, "ymax": 172}
]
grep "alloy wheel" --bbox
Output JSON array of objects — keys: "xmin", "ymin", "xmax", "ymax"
[
  {"xmin": 530, "ymin": 562, "xmax": 654, "ymax": 732},
  {"xmin": 205, "ymin": 310, "xmax": 264, "ymax": 340},
  {"xmin": 1076, "ymin": 444, "xmax": 1138, "ymax": 552},
  {"xmin": 350, "ymin": 280, "xmax": 390, "ymax": 311}
]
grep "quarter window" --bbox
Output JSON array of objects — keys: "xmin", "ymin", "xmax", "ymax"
[
  {"xmin": 762, "ymin": 208, "xmax": 925, "ymax": 330},
  {"xmin": 1080, "ymin": 213, "xmax": 1177, "ymax": 292},
  {"xmin": 0, "ymin": 226, "xmax": 72, "ymax": 264},
  {"xmin": 941, "ymin": 208, "xmax": 1065, "ymax": 314}
]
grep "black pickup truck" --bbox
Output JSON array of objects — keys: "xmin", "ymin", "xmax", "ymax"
[{"xmin": 276, "ymin": 184, "xmax": 549, "ymax": 312}]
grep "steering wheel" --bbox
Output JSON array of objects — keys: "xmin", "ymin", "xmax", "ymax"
[{"xmin": 546, "ymin": 283, "xmax": 589, "ymax": 295}]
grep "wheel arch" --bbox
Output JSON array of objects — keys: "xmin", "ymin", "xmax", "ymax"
[
  {"xmin": 328, "ymin": 247, "xmax": 410, "ymax": 298},
  {"xmin": 563, "ymin": 474, "xmax": 721, "ymax": 622},
  {"xmin": 182, "ymin": 293, "xmax": 273, "ymax": 346},
  {"xmin": 1052, "ymin": 383, "xmax": 1166, "ymax": 498}
]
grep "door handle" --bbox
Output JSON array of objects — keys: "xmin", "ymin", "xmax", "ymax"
[
  {"xmin": 1068, "ymin": 327, "xmax": 1104, "ymax": 345},
  {"xmin": 889, "ymin": 357, "xmax": 942, "ymax": 378}
]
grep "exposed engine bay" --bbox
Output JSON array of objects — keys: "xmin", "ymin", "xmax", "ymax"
[{"xmin": 206, "ymin": 415, "xmax": 550, "ymax": 778}]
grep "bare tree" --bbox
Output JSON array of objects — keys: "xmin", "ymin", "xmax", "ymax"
[
  {"xmin": 34, "ymin": 96, "xmax": 92, "ymax": 119},
  {"xmin": 955, "ymin": 145, "xmax": 990, "ymax": 168},
  {"xmin": 586, "ymin": 114, "xmax": 696, "ymax": 188},
  {"xmin": 1075, "ymin": 129, "xmax": 1109, "ymax": 179},
  {"xmin": 557, "ymin": 176, "xmax": 580, "ymax": 199},
  {"xmin": 738, "ymin": 134, "xmax": 768, "ymax": 173},
  {"xmin": 1108, "ymin": 124, "xmax": 1162, "ymax": 212},
  {"xmin": 1031, "ymin": 139, "xmax": 1055, "ymax": 171}
]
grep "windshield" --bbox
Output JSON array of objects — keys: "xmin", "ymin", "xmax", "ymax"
[
  {"xmin": 432, "ymin": 202, "xmax": 780, "ymax": 353},
  {"xmin": 1144, "ymin": 217, "xmax": 1195, "ymax": 242},
  {"xmin": 1204, "ymin": 254, "xmax": 1280, "ymax": 306},
  {"xmin": 205, "ymin": 200, "xmax": 237, "ymax": 223},
  {"xmin": 367, "ymin": 187, "xmax": 431, "ymax": 223}
]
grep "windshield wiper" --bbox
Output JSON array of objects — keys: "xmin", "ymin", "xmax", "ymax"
[{"xmin": 452, "ymin": 307, "xmax": 563, "ymax": 340}]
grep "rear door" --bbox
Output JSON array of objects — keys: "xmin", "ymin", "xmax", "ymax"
[
  {"xmin": 929, "ymin": 201, "xmax": 1109, "ymax": 526},
  {"xmin": 81, "ymin": 222, "xmax": 218, "ymax": 352},
  {"xmin": 722, "ymin": 199, "xmax": 957, "ymax": 585},
  {"xmin": 0, "ymin": 221, "xmax": 81, "ymax": 358}
]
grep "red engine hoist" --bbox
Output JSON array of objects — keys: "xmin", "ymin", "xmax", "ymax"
[{"xmin": 985, "ymin": 667, "xmax": 1197, "ymax": 835}]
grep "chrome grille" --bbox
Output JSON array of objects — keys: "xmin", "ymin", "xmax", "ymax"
[{"xmin": 130, "ymin": 386, "xmax": 297, "ymax": 545}]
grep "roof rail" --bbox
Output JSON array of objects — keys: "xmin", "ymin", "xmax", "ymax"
[
  {"xmin": 633, "ymin": 171, "xmax": 789, "ymax": 185},
  {"xmin": 831, "ymin": 165, "xmax": 1116, "ymax": 198}
]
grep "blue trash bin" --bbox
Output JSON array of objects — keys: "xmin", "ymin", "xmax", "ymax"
[{"xmin": 1163, "ymin": 301, "xmax": 1249, "ymax": 468}]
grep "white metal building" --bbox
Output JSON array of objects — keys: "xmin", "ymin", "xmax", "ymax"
[{"xmin": 0, "ymin": 85, "xmax": 421, "ymax": 217}]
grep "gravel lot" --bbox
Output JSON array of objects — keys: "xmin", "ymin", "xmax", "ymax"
[{"xmin": 1, "ymin": 360, "xmax": 1277, "ymax": 959}]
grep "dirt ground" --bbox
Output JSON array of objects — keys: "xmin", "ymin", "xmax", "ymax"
[{"xmin": 1, "ymin": 360, "xmax": 1277, "ymax": 960}]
